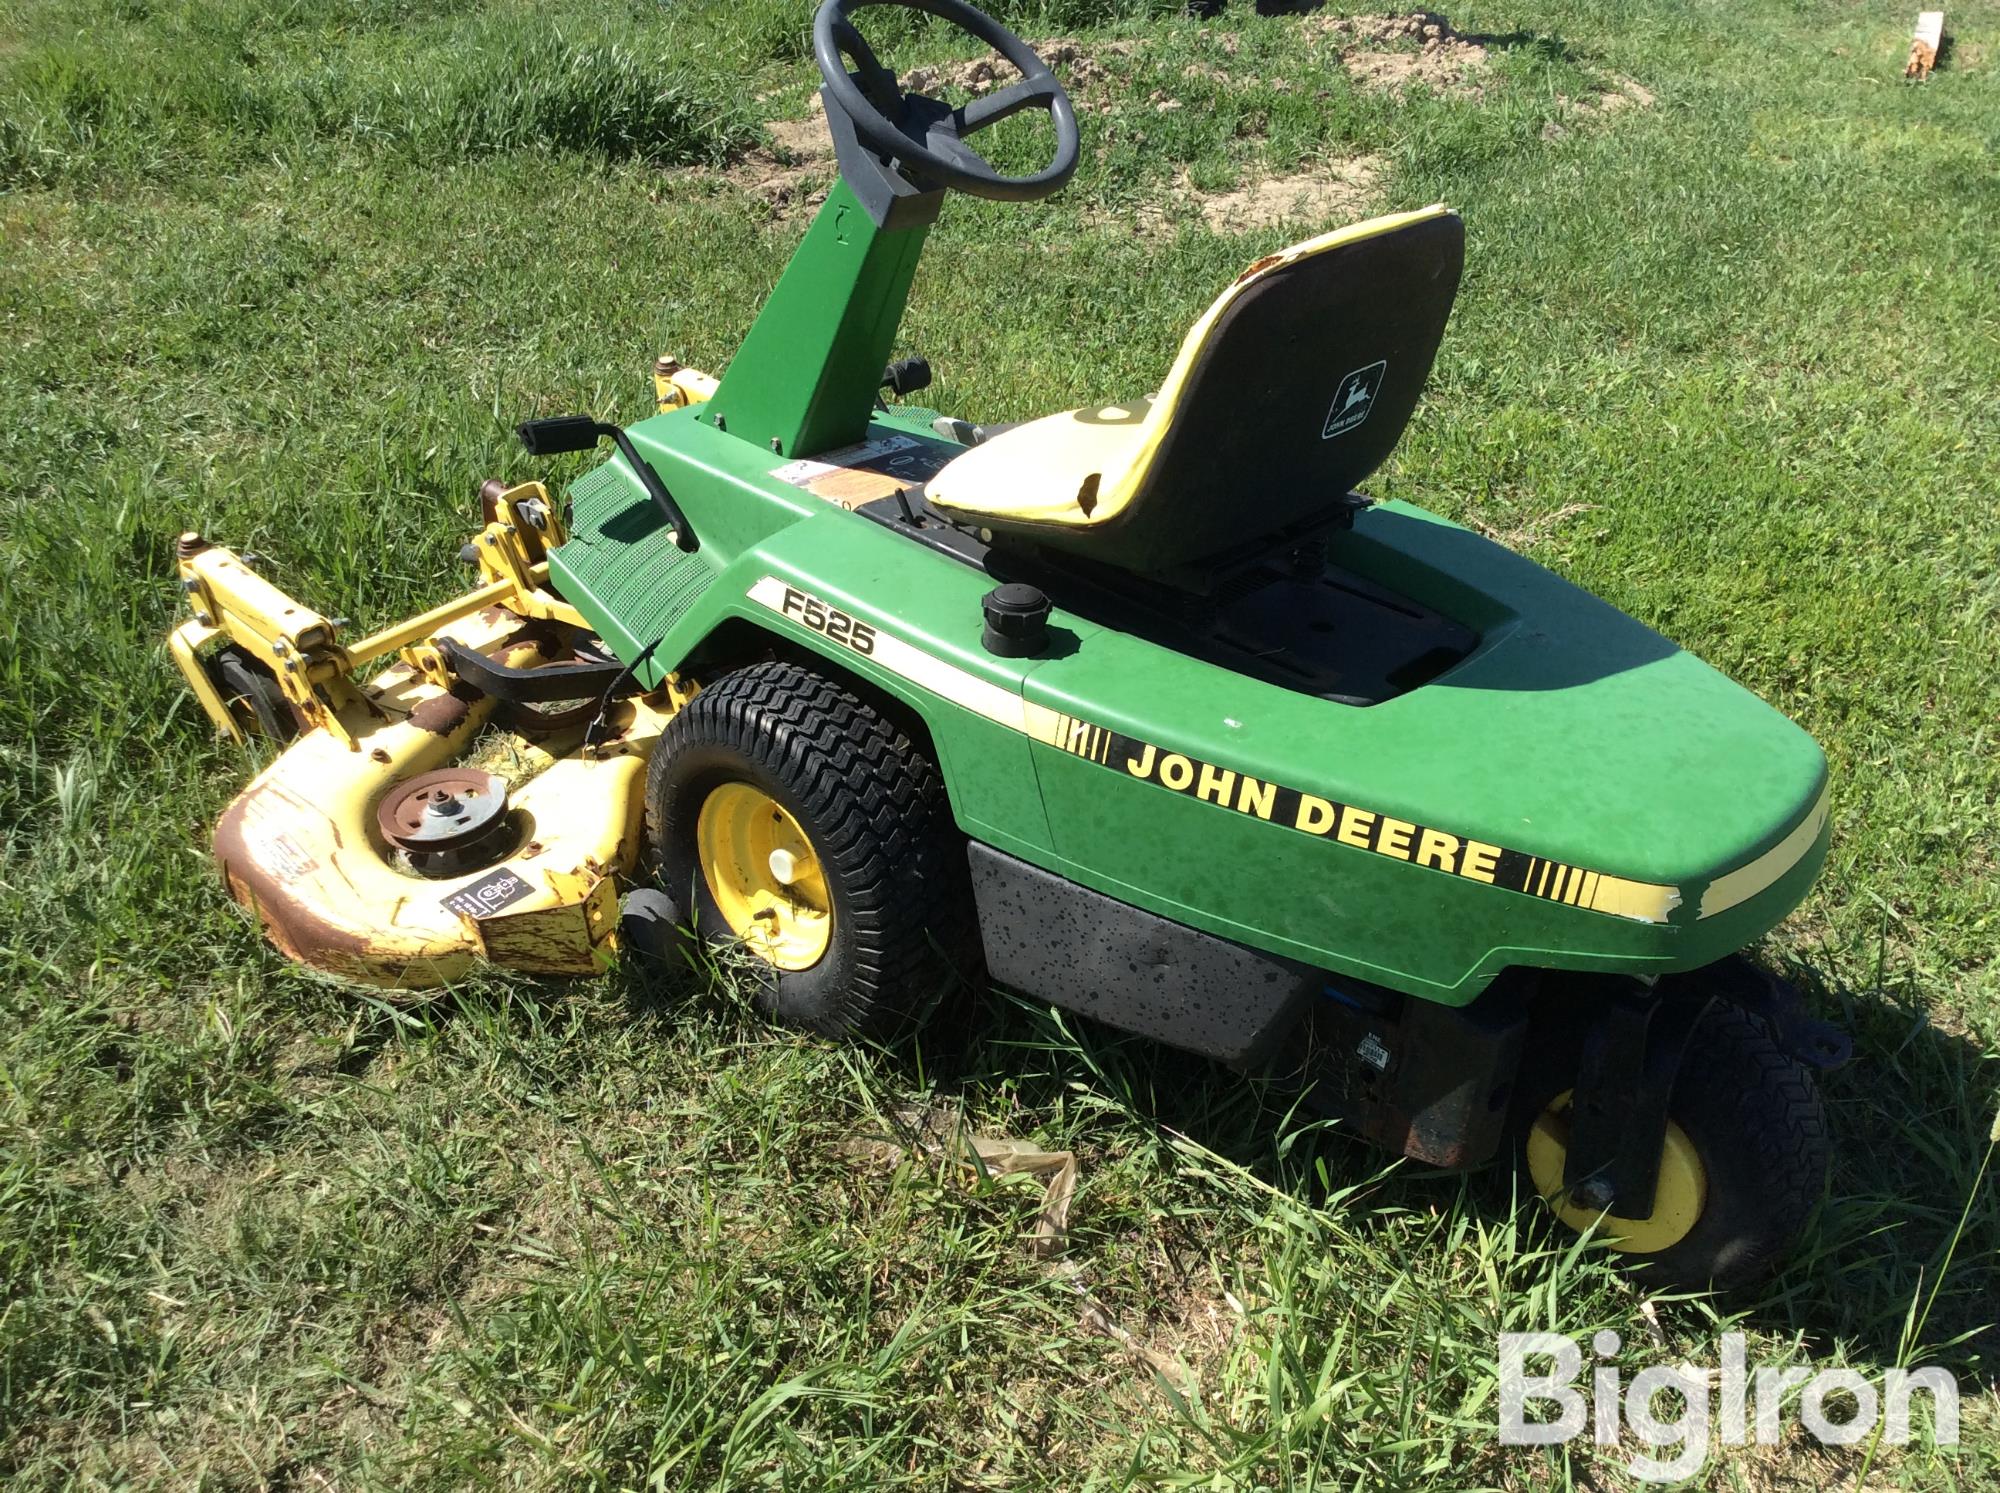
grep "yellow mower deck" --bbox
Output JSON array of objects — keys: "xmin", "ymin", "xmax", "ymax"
[{"xmin": 171, "ymin": 485, "xmax": 693, "ymax": 988}]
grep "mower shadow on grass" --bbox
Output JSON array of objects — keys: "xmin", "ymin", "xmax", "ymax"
[
  {"xmin": 1771, "ymin": 959, "xmax": 2000, "ymax": 1387},
  {"xmin": 614, "ymin": 939, "xmax": 1999, "ymax": 1392}
]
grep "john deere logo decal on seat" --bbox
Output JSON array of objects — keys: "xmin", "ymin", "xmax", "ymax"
[{"xmin": 1323, "ymin": 360, "xmax": 1387, "ymax": 439}]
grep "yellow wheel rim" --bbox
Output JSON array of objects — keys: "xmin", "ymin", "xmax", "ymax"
[
  {"xmin": 1526, "ymin": 1089, "xmax": 1708, "ymax": 1255},
  {"xmin": 695, "ymin": 782, "xmax": 833, "ymax": 971}
]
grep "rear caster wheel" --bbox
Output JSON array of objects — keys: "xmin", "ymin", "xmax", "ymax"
[
  {"xmin": 644, "ymin": 661, "xmax": 976, "ymax": 1039},
  {"xmin": 1522, "ymin": 1002, "xmax": 1829, "ymax": 1291}
]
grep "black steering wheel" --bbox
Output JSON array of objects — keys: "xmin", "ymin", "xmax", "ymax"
[{"xmin": 813, "ymin": 0, "xmax": 1080, "ymax": 202}]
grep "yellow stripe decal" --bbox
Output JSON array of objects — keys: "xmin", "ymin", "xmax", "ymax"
[
  {"xmin": 744, "ymin": 578, "xmax": 1820, "ymax": 927},
  {"xmin": 1697, "ymin": 786, "xmax": 1830, "ymax": 919}
]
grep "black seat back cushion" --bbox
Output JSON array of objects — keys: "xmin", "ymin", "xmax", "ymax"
[{"xmin": 1000, "ymin": 211, "xmax": 1465, "ymax": 575}]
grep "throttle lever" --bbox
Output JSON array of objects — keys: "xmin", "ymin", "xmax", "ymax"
[{"xmin": 517, "ymin": 417, "xmax": 697, "ymax": 553}]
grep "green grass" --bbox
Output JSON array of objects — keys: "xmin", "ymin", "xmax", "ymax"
[{"xmin": 2, "ymin": 0, "xmax": 1997, "ymax": 1486}]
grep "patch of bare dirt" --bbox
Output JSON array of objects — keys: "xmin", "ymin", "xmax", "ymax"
[
  {"xmin": 1132, "ymin": 155, "xmax": 1384, "ymax": 237},
  {"xmin": 1539, "ymin": 74, "xmax": 1657, "ymax": 139},
  {"xmin": 728, "ymin": 111, "xmax": 837, "ymax": 216},
  {"xmin": 1585, "ymin": 74, "xmax": 1657, "ymax": 113},
  {"xmin": 1307, "ymin": 12, "xmax": 1490, "ymax": 97},
  {"xmin": 903, "ymin": 38, "xmax": 1134, "ymax": 110}
]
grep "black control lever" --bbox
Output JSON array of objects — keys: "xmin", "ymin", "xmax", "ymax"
[
  {"xmin": 881, "ymin": 355, "xmax": 932, "ymax": 398},
  {"xmin": 516, "ymin": 416, "xmax": 697, "ymax": 553}
]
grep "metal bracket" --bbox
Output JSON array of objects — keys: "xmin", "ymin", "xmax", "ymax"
[
  {"xmin": 823, "ymin": 88, "xmax": 947, "ymax": 232},
  {"xmin": 1561, "ymin": 982, "xmax": 1713, "ymax": 1216},
  {"xmin": 435, "ymin": 637, "xmax": 637, "ymax": 705},
  {"xmin": 471, "ymin": 869, "xmax": 621, "ymax": 975}
]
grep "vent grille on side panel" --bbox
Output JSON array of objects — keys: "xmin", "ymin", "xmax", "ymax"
[{"xmin": 549, "ymin": 461, "xmax": 714, "ymax": 651}]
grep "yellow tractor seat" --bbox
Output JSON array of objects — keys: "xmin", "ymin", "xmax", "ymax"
[{"xmin": 927, "ymin": 205, "xmax": 1465, "ymax": 576}]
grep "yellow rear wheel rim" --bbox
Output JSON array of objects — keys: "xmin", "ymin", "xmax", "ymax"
[
  {"xmin": 1526, "ymin": 1089, "xmax": 1708, "ymax": 1255},
  {"xmin": 695, "ymin": 782, "xmax": 832, "ymax": 971}
]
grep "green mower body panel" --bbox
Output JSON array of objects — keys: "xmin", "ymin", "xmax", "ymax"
[
  {"xmin": 550, "ymin": 402, "xmax": 1827, "ymax": 1005},
  {"xmin": 696, "ymin": 180, "xmax": 936, "ymax": 460},
  {"xmin": 167, "ymin": 16, "xmax": 1841, "ymax": 1281},
  {"xmin": 545, "ymin": 171, "xmax": 1826, "ymax": 1008}
]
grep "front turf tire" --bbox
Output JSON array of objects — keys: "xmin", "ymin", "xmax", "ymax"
[{"xmin": 645, "ymin": 660, "xmax": 976, "ymax": 1040}]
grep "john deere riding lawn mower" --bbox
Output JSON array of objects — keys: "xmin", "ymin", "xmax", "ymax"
[{"xmin": 168, "ymin": 0, "xmax": 1849, "ymax": 1289}]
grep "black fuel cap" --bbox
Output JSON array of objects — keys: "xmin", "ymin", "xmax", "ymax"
[{"xmin": 981, "ymin": 583, "xmax": 1051, "ymax": 657}]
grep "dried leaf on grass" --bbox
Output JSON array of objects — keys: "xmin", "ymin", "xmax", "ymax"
[
  {"xmin": 966, "ymin": 1136, "xmax": 1079, "ymax": 1258},
  {"xmin": 842, "ymin": 1107, "xmax": 1077, "ymax": 1256}
]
